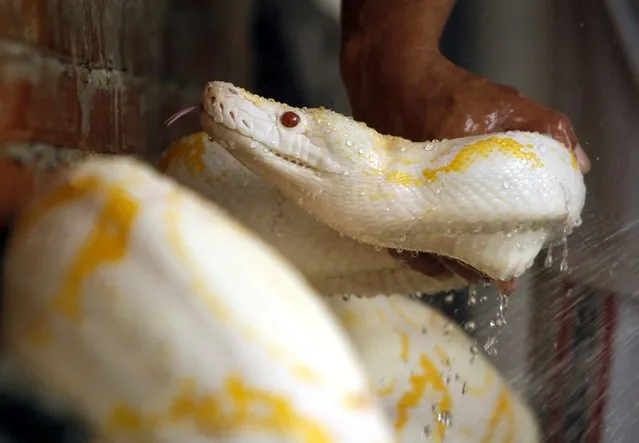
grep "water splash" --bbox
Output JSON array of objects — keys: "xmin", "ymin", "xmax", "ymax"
[{"xmin": 484, "ymin": 292, "xmax": 509, "ymax": 356}]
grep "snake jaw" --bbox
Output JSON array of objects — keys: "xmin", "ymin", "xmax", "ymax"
[{"xmin": 202, "ymin": 81, "xmax": 349, "ymax": 177}]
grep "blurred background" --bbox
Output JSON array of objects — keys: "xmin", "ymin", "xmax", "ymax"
[{"xmin": 1, "ymin": 0, "xmax": 638, "ymax": 441}]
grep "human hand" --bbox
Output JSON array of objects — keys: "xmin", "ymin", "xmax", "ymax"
[{"xmin": 342, "ymin": 52, "xmax": 590, "ymax": 294}]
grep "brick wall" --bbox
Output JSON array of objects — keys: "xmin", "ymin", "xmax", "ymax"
[{"xmin": 0, "ymin": 0, "xmax": 253, "ymax": 163}]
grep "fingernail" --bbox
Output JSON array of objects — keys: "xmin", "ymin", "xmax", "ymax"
[
  {"xmin": 574, "ymin": 144, "xmax": 591, "ymax": 174},
  {"xmin": 494, "ymin": 278, "xmax": 518, "ymax": 295}
]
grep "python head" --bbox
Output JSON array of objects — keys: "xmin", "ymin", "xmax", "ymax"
[{"xmin": 201, "ymin": 81, "xmax": 390, "ymax": 193}]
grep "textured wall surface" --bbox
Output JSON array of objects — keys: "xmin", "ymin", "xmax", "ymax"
[{"xmin": 0, "ymin": 0, "xmax": 253, "ymax": 163}]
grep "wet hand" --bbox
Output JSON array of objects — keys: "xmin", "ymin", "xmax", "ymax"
[{"xmin": 343, "ymin": 54, "xmax": 589, "ymax": 294}]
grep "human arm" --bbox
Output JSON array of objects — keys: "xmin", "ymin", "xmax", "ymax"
[
  {"xmin": 340, "ymin": 0, "xmax": 590, "ymax": 291},
  {"xmin": 340, "ymin": 0, "xmax": 589, "ymax": 171}
]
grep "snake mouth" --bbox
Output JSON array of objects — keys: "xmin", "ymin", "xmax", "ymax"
[
  {"xmin": 203, "ymin": 112, "xmax": 318, "ymax": 171},
  {"xmin": 268, "ymin": 150, "xmax": 314, "ymax": 170}
]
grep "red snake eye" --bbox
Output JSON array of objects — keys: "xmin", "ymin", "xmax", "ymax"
[{"xmin": 280, "ymin": 111, "xmax": 300, "ymax": 128}]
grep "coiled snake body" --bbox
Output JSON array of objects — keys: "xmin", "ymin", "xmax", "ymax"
[
  {"xmin": 164, "ymin": 81, "xmax": 585, "ymax": 296},
  {"xmin": 0, "ymin": 81, "xmax": 586, "ymax": 442}
]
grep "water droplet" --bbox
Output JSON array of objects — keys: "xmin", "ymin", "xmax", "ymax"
[
  {"xmin": 398, "ymin": 234, "xmax": 407, "ymax": 242},
  {"xmin": 560, "ymin": 227, "xmax": 570, "ymax": 272},
  {"xmin": 444, "ymin": 293, "xmax": 455, "ymax": 304},
  {"xmin": 544, "ymin": 246, "xmax": 554, "ymax": 268},
  {"xmin": 503, "ymin": 179, "xmax": 512, "ymax": 189},
  {"xmin": 410, "ymin": 250, "xmax": 419, "ymax": 258},
  {"xmin": 436, "ymin": 411, "xmax": 452, "ymax": 428},
  {"xmin": 342, "ymin": 294, "xmax": 351, "ymax": 301},
  {"xmin": 346, "ymin": 140, "xmax": 353, "ymax": 146},
  {"xmin": 374, "ymin": 245, "xmax": 382, "ymax": 252},
  {"xmin": 421, "ymin": 425, "xmax": 432, "ymax": 440},
  {"xmin": 464, "ymin": 321, "xmax": 476, "ymax": 332},
  {"xmin": 443, "ymin": 322, "xmax": 453, "ymax": 334},
  {"xmin": 560, "ymin": 255, "xmax": 569, "ymax": 272},
  {"xmin": 484, "ymin": 293, "xmax": 509, "ymax": 356}
]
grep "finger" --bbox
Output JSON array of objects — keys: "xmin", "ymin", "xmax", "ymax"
[
  {"xmin": 437, "ymin": 257, "xmax": 488, "ymax": 283},
  {"xmin": 388, "ymin": 249, "xmax": 454, "ymax": 279},
  {"xmin": 494, "ymin": 277, "xmax": 518, "ymax": 296},
  {"xmin": 573, "ymin": 144, "xmax": 591, "ymax": 174},
  {"xmin": 504, "ymin": 104, "xmax": 590, "ymax": 175},
  {"xmin": 547, "ymin": 121, "xmax": 590, "ymax": 174}
]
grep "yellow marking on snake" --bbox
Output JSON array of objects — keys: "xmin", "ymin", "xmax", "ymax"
[
  {"xmin": 465, "ymin": 370, "xmax": 497, "ymax": 397},
  {"xmin": 388, "ymin": 299, "xmax": 421, "ymax": 329},
  {"xmin": 52, "ymin": 181, "xmax": 139, "ymax": 319},
  {"xmin": 16, "ymin": 176, "xmax": 100, "ymax": 237},
  {"xmin": 18, "ymin": 175, "xmax": 139, "ymax": 344},
  {"xmin": 422, "ymin": 137, "xmax": 544, "ymax": 182},
  {"xmin": 338, "ymin": 309, "xmax": 361, "ymax": 329},
  {"xmin": 107, "ymin": 377, "xmax": 332, "ymax": 442},
  {"xmin": 384, "ymin": 170, "xmax": 422, "ymax": 187},
  {"xmin": 343, "ymin": 392, "xmax": 375, "ymax": 410},
  {"xmin": 435, "ymin": 346, "xmax": 450, "ymax": 368},
  {"xmin": 398, "ymin": 331, "xmax": 410, "ymax": 362},
  {"xmin": 394, "ymin": 353, "xmax": 452, "ymax": 442},
  {"xmin": 159, "ymin": 132, "xmax": 207, "ymax": 176},
  {"xmin": 163, "ymin": 189, "xmax": 231, "ymax": 321},
  {"xmin": 163, "ymin": 190, "xmax": 324, "ymax": 385},
  {"xmin": 377, "ymin": 379, "xmax": 396, "ymax": 397},
  {"xmin": 481, "ymin": 387, "xmax": 516, "ymax": 443}
]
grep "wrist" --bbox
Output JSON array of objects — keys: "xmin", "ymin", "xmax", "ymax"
[
  {"xmin": 340, "ymin": 0, "xmax": 453, "ymax": 50},
  {"xmin": 340, "ymin": 1, "xmax": 459, "ymax": 103}
]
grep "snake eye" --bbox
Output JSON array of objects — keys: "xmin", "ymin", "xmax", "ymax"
[{"xmin": 280, "ymin": 111, "xmax": 300, "ymax": 128}]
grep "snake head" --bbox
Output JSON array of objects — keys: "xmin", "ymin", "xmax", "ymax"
[{"xmin": 201, "ymin": 81, "xmax": 388, "ymax": 187}]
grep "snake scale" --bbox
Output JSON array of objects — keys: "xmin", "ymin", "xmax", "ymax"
[{"xmin": 0, "ymin": 80, "xmax": 586, "ymax": 442}]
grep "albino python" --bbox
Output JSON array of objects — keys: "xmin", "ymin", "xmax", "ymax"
[
  {"xmin": 162, "ymin": 81, "xmax": 586, "ymax": 296},
  {"xmin": 0, "ymin": 81, "xmax": 586, "ymax": 442}
]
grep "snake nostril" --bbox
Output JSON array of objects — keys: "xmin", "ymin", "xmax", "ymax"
[
  {"xmin": 241, "ymin": 119, "xmax": 251, "ymax": 129},
  {"xmin": 229, "ymin": 111, "xmax": 236, "ymax": 120}
]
